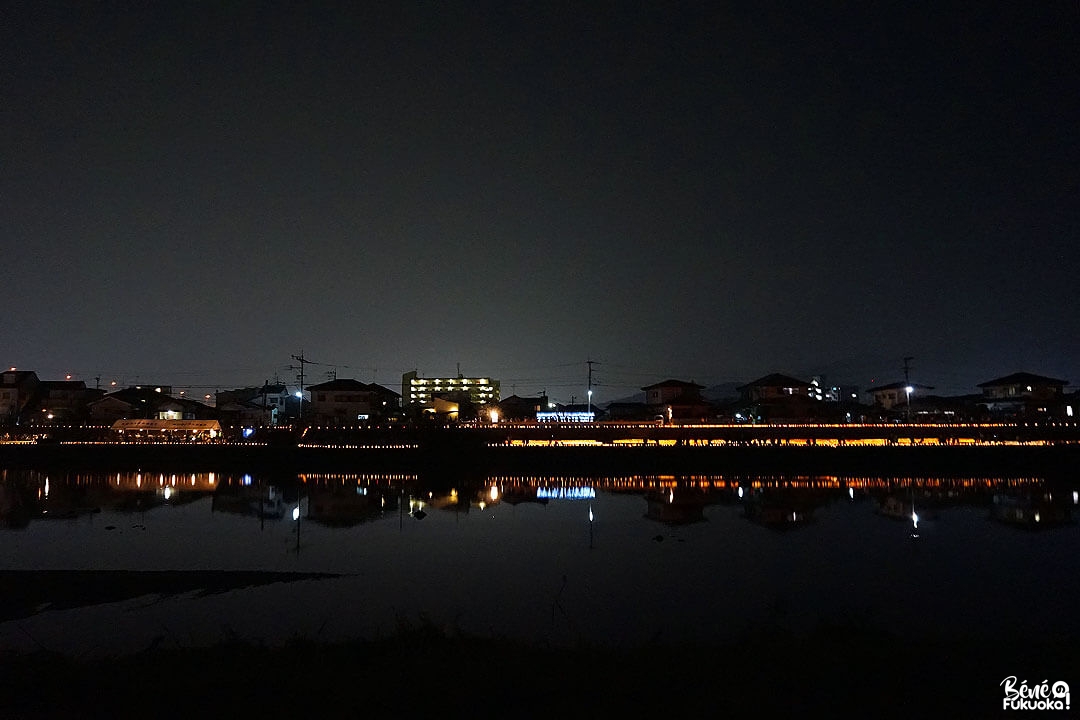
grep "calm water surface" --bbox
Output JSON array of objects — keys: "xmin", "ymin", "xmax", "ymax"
[{"xmin": 1, "ymin": 469, "xmax": 1078, "ymax": 657}]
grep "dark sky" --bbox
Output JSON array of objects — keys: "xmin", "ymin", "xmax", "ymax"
[{"xmin": 3, "ymin": 2, "xmax": 1078, "ymax": 399}]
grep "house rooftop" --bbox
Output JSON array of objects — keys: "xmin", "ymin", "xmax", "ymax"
[
  {"xmin": 307, "ymin": 379, "xmax": 400, "ymax": 397},
  {"xmin": 0, "ymin": 370, "xmax": 38, "ymax": 387},
  {"xmin": 977, "ymin": 372, "xmax": 1068, "ymax": 388},
  {"xmin": 641, "ymin": 379, "xmax": 704, "ymax": 391},
  {"xmin": 738, "ymin": 373, "xmax": 809, "ymax": 390},
  {"xmin": 307, "ymin": 378, "xmax": 373, "ymax": 392},
  {"xmin": 868, "ymin": 382, "xmax": 935, "ymax": 393}
]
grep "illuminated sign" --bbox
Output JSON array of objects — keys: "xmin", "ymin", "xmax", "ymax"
[
  {"xmin": 536, "ymin": 486, "xmax": 596, "ymax": 500},
  {"xmin": 536, "ymin": 411, "xmax": 595, "ymax": 423}
]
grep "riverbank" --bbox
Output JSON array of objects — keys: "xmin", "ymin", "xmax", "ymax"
[{"xmin": 3, "ymin": 439, "xmax": 1080, "ymax": 477}]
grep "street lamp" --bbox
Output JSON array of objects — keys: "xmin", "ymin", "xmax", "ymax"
[{"xmin": 905, "ymin": 385, "xmax": 913, "ymax": 422}]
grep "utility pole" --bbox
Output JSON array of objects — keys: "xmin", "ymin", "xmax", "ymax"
[
  {"xmin": 902, "ymin": 356, "xmax": 914, "ymax": 423},
  {"xmin": 586, "ymin": 359, "xmax": 599, "ymax": 417},
  {"xmin": 291, "ymin": 351, "xmax": 310, "ymax": 421}
]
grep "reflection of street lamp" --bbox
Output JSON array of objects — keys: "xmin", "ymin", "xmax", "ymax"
[{"xmin": 293, "ymin": 499, "xmax": 302, "ymax": 553}]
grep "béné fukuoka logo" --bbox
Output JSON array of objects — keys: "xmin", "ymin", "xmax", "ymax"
[{"xmin": 1001, "ymin": 676, "xmax": 1071, "ymax": 711}]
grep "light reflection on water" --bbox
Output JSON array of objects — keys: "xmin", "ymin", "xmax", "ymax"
[{"xmin": 0, "ymin": 469, "xmax": 1078, "ymax": 657}]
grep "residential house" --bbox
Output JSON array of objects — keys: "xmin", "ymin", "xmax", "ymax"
[
  {"xmin": 307, "ymin": 379, "xmax": 400, "ymax": 425},
  {"xmin": 738, "ymin": 374, "xmax": 812, "ymax": 403},
  {"xmin": 88, "ymin": 386, "xmax": 210, "ymax": 423},
  {"xmin": 641, "ymin": 379, "xmax": 712, "ymax": 422},
  {"xmin": 496, "ymin": 394, "xmax": 549, "ymax": 421},
  {"xmin": 28, "ymin": 380, "xmax": 91, "ymax": 423},
  {"xmin": 976, "ymin": 372, "xmax": 1070, "ymax": 419},
  {"xmin": 867, "ymin": 382, "xmax": 935, "ymax": 411},
  {"xmin": 216, "ymin": 383, "xmax": 298, "ymax": 424},
  {"xmin": 736, "ymin": 373, "xmax": 815, "ymax": 421},
  {"xmin": 0, "ymin": 370, "xmax": 40, "ymax": 425}
]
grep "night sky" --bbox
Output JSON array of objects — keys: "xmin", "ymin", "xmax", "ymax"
[{"xmin": 3, "ymin": 2, "xmax": 1078, "ymax": 400}]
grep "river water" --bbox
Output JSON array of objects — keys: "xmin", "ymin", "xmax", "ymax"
[{"xmin": 1, "ymin": 469, "xmax": 1078, "ymax": 659}]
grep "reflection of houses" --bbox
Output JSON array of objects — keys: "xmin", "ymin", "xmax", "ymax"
[
  {"xmin": 212, "ymin": 486, "xmax": 285, "ymax": 519},
  {"xmin": 991, "ymin": 494, "xmax": 1071, "ymax": 528},
  {"xmin": 644, "ymin": 489, "xmax": 706, "ymax": 524},
  {"xmin": 307, "ymin": 488, "xmax": 396, "ymax": 526},
  {"xmin": 743, "ymin": 488, "xmax": 818, "ymax": 528},
  {"xmin": 307, "ymin": 379, "xmax": 400, "ymax": 425},
  {"xmin": 499, "ymin": 486, "xmax": 550, "ymax": 506},
  {"xmin": 0, "ymin": 370, "xmax": 39, "ymax": 425},
  {"xmin": 642, "ymin": 380, "xmax": 712, "ymax": 422},
  {"xmin": 877, "ymin": 495, "xmax": 915, "ymax": 520},
  {"xmin": 977, "ymin": 372, "xmax": 1070, "ymax": 419}
]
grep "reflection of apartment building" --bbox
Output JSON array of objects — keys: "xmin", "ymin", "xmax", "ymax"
[{"xmin": 401, "ymin": 371, "xmax": 500, "ymax": 406}]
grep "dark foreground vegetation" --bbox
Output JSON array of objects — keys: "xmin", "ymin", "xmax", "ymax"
[{"xmin": 2, "ymin": 620, "xmax": 1076, "ymax": 719}]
